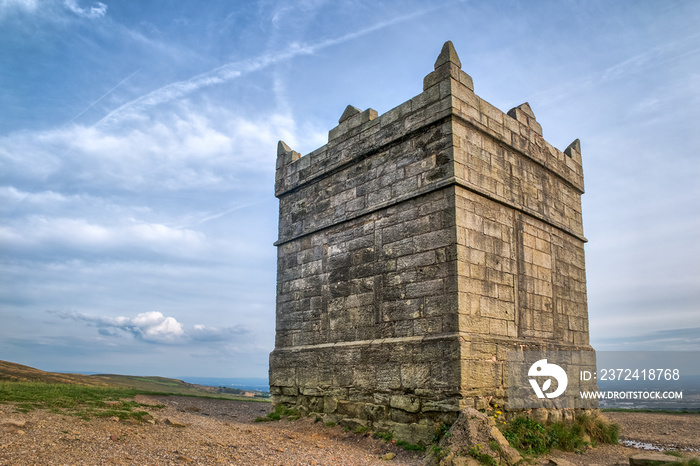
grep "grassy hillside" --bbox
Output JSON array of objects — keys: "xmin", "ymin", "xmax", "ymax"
[
  {"xmin": 0, "ymin": 360, "xmax": 268, "ymax": 401},
  {"xmin": 0, "ymin": 360, "xmax": 110, "ymax": 386}
]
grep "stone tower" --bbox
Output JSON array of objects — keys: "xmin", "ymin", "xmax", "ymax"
[{"xmin": 270, "ymin": 41, "xmax": 595, "ymax": 443}]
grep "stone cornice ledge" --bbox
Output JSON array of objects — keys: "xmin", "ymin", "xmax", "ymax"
[
  {"xmin": 275, "ymin": 174, "xmax": 587, "ymax": 246},
  {"xmin": 274, "ymin": 332, "xmax": 595, "ymax": 353}
]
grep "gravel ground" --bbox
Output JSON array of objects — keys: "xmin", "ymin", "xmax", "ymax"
[
  {"xmin": 537, "ymin": 411, "xmax": 700, "ymax": 466},
  {"xmin": 0, "ymin": 395, "xmax": 423, "ymax": 465},
  {"xmin": 608, "ymin": 411, "xmax": 700, "ymax": 451},
  {"xmin": 1, "ymin": 397, "xmax": 699, "ymax": 465}
]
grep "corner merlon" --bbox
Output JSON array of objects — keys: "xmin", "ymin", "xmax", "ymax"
[
  {"xmin": 423, "ymin": 40, "xmax": 473, "ymax": 91},
  {"xmin": 277, "ymin": 140, "xmax": 291, "ymax": 156},
  {"xmin": 564, "ymin": 138, "xmax": 581, "ymax": 158},
  {"xmin": 434, "ymin": 40, "xmax": 461, "ymax": 69},
  {"xmin": 276, "ymin": 140, "xmax": 300, "ymax": 170}
]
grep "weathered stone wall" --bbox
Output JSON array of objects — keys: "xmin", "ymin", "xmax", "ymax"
[{"xmin": 270, "ymin": 41, "xmax": 595, "ymax": 443}]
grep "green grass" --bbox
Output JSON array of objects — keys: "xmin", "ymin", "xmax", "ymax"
[
  {"xmin": 0, "ymin": 381, "xmax": 160, "ymax": 420},
  {"xmin": 0, "ymin": 360, "xmax": 270, "ymax": 424},
  {"xmin": 430, "ymin": 445, "xmax": 448, "ymax": 462},
  {"xmin": 396, "ymin": 440, "xmax": 426, "ymax": 452},
  {"xmin": 501, "ymin": 414, "xmax": 619, "ymax": 456},
  {"xmin": 369, "ymin": 429, "xmax": 425, "ymax": 452},
  {"xmin": 468, "ymin": 445, "xmax": 498, "ymax": 465},
  {"xmin": 90, "ymin": 374, "xmax": 269, "ymax": 402},
  {"xmin": 254, "ymin": 403, "xmax": 301, "ymax": 422},
  {"xmin": 0, "ymin": 359, "xmax": 270, "ymax": 403},
  {"xmin": 373, "ymin": 431, "xmax": 393, "ymax": 441},
  {"xmin": 432, "ymin": 422, "xmax": 451, "ymax": 443},
  {"xmin": 354, "ymin": 425, "xmax": 371, "ymax": 434},
  {"xmin": 576, "ymin": 412, "xmax": 620, "ymax": 445},
  {"xmin": 502, "ymin": 418, "xmax": 550, "ymax": 455}
]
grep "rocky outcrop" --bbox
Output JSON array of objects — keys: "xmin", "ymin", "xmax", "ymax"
[
  {"xmin": 424, "ymin": 408, "xmax": 522, "ymax": 465},
  {"xmin": 629, "ymin": 452, "xmax": 684, "ymax": 465}
]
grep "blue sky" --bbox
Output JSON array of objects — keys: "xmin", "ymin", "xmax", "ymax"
[{"xmin": 1, "ymin": 0, "xmax": 698, "ymax": 378}]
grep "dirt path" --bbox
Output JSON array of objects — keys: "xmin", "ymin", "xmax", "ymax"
[{"xmin": 1, "ymin": 397, "xmax": 699, "ymax": 465}]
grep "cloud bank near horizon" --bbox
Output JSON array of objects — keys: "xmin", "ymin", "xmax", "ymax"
[{"xmin": 54, "ymin": 310, "xmax": 247, "ymax": 344}]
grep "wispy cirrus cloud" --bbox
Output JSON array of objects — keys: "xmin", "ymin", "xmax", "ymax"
[
  {"xmin": 1, "ymin": 0, "xmax": 106, "ymax": 21},
  {"xmin": 95, "ymin": 4, "xmax": 445, "ymax": 128},
  {"xmin": 65, "ymin": 69, "xmax": 141, "ymax": 126},
  {"xmin": 63, "ymin": 0, "xmax": 106, "ymax": 19},
  {"xmin": 0, "ymin": 0, "xmax": 40, "ymax": 17},
  {"xmin": 600, "ymin": 32, "xmax": 700, "ymax": 83}
]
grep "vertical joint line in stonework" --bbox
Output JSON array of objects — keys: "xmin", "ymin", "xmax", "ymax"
[
  {"xmin": 550, "ymin": 234, "xmax": 559, "ymax": 340},
  {"xmin": 373, "ymin": 225, "xmax": 383, "ymax": 325},
  {"xmin": 321, "ymin": 243, "xmax": 330, "ymax": 333},
  {"xmin": 514, "ymin": 214, "xmax": 524, "ymax": 338}
]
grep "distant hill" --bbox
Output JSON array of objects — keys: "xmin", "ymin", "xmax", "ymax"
[
  {"xmin": 0, "ymin": 360, "xmax": 110, "ymax": 386},
  {"xmin": 0, "ymin": 360, "xmax": 269, "ymax": 401}
]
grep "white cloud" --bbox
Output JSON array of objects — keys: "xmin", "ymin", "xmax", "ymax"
[
  {"xmin": 0, "ymin": 187, "xmax": 155, "ymax": 220},
  {"xmin": 63, "ymin": 0, "xmax": 105, "ymax": 19},
  {"xmin": 0, "ymin": 0, "xmax": 38, "ymax": 12},
  {"xmin": 59, "ymin": 311, "xmax": 184, "ymax": 343},
  {"xmin": 0, "ymin": 186, "xmax": 68, "ymax": 208},
  {"xmin": 0, "ymin": 104, "xmax": 296, "ymax": 193},
  {"xmin": 0, "ymin": 216, "xmax": 206, "ymax": 258},
  {"xmin": 191, "ymin": 324, "xmax": 247, "ymax": 342},
  {"xmin": 56, "ymin": 311, "xmax": 247, "ymax": 344},
  {"xmin": 0, "ymin": 9, "xmax": 435, "ymax": 197},
  {"xmin": 132, "ymin": 312, "xmax": 184, "ymax": 339},
  {"xmin": 0, "ymin": 0, "xmax": 106, "ymax": 21}
]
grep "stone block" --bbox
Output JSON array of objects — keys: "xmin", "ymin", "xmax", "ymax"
[
  {"xmin": 421, "ymin": 398, "xmax": 460, "ymax": 412},
  {"xmin": 400, "ymin": 364, "xmax": 431, "ymax": 388},
  {"xmin": 337, "ymin": 400, "xmax": 362, "ymax": 418},
  {"xmin": 338, "ymin": 417, "xmax": 368, "ymax": 431},
  {"xmin": 280, "ymin": 386, "xmax": 298, "ymax": 396},
  {"xmin": 629, "ymin": 453, "xmax": 684, "ymax": 466},
  {"xmin": 375, "ymin": 365, "xmax": 402, "ymax": 390},
  {"xmin": 323, "ymin": 396, "xmax": 338, "ymax": 413},
  {"xmin": 461, "ymin": 360, "xmax": 502, "ymax": 389},
  {"xmin": 390, "ymin": 394, "xmax": 421, "ymax": 413},
  {"xmin": 390, "ymin": 407, "xmax": 419, "ymax": 424}
]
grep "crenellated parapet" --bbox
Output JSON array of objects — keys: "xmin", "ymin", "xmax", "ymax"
[{"xmin": 275, "ymin": 41, "xmax": 585, "ymax": 245}]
